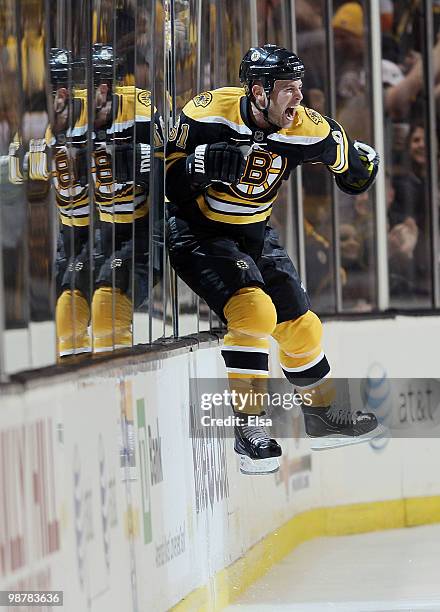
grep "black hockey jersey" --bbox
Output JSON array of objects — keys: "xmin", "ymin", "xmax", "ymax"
[
  {"xmin": 46, "ymin": 86, "xmax": 163, "ymax": 227},
  {"xmin": 45, "ymin": 88, "xmax": 89, "ymax": 227},
  {"xmin": 166, "ymin": 87, "xmax": 369, "ymax": 238}
]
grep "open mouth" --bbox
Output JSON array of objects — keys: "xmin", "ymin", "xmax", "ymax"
[{"xmin": 284, "ymin": 107, "xmax": 296, "ymax": 121}]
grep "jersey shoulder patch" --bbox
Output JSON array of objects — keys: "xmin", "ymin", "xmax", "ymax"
[
  {"xmin": 183, "ymin": 87, "xmax": 245, "ymax": 126},
  {"xmin": 136, "ymin": 89, "xmax": 152, "ymax": 121},
  {"xmin": 304, "ymin": 106, "xmax": 324, "ymax": 125},
  {"xmin": 193, "ymin": 91, "xmax": 213, "ymax": 108},
  {"xmin": 282, "ymin": 106, "xmax": 330, "ymax": 140},
  {"xmin": 137, "ymin": 89, "xmax": 152, "ymax": 108}
]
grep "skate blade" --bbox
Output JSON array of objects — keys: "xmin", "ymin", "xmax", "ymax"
[
  {"xmin": 309, "ymin": 424, "xmax": 389, "ymax": 451},
  {"xmin": 238, "ymin": 454, "xmax": 280, "ymax": 475}
]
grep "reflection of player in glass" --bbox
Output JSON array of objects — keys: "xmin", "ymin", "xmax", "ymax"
[
  {"xmin": 90, "ymin": 43, "xmax": 155, "ymax": 353},
  {"xmin": 52, "ymin": 45, "xmax": 163, "ymax": 356},
  {"xmin": 167, "ymin": 45, "xmax": 381, "ymax": 474},
  {"xmin": 47, "ymin": 48, "xmax": 92, "ymax": 357}
]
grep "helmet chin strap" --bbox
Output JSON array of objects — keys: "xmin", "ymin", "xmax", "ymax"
[{"xmin": 251, "ymin": 84, "xmax": 281, "ymax": 130}]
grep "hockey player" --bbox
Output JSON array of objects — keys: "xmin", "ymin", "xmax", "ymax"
[{"xmin": 166, "ymin": 45, "xmax": 382, "ymax": 474}]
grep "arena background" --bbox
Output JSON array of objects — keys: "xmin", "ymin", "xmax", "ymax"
[{"xmin": 1, "ymin": 1, "xmax": 440, "ymax": 611}]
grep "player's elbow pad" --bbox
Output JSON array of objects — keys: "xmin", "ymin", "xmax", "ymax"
[{"xmin": 335, "ymin": 141, "xmax": 379, "ymax": 195}]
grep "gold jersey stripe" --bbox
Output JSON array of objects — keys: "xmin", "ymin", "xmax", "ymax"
[
  {"xmin": 60, "ymin": 215, "xmax": 90, "ymax": 227},
  {"xmin": 166, "ymin": 151, "xmax": 186, "ymax": 170},
  {"xmin": 207, "ymin": 187, "xmax": 277, "ymax": 206},
  {"xmin": 99, "ymin": 203, "xmax": 148, "ymax": 224},
  {"xmin": 196, "ymin": 195, "xmax": 272, "ymax": 224},
  {"xmin": 56, "ymin": 196, "xmax": 89, "ymax": 208}
]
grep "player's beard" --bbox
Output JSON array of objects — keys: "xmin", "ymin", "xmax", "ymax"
[{"xmin": 269, "ymin": 105, "xmax": 296, "ymax": 129}]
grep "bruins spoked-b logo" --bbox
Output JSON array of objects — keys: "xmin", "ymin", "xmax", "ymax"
[
  {"xmin": 193, "ymin": 91, "xmax": 213, "ymax": 108},
  {"xmin": 231, "ymin": 150, "xmax": 287, "ymax": 198}
]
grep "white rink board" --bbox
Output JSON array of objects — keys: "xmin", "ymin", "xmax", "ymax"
[{"xmin": 0, "ymin": 315, "xmax": 440, "ymax": 611}]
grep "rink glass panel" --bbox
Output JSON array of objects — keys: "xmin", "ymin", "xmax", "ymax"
[
  {"xmin": 132, "ymin": 0, "xmax": 155, "ymax": 344},
  {"xmin": 0, "ymin": 1, "xmax": 30, "ymax": 338},
  {"xmin": 331, "ymin": 0, "xmax": 378, "ymax": 313},
  {"xmin": 112, "ymin": 0, "xmax": 142, "ymax": 348},
  {"xmin": 51, "ymin": 0, "xmax": 95, "ymax": 358},
  {"xmin": 0, "ymin": 0, "xmax": 58, "ymax": 373},
  {"xmin": 381, "ymin": 1, "xmax": 434, "ymax": 309},
  {"xmin": 296, "ymin": 0, "xmax": 337, "ymax": 313},
  {"xmin": 170, "ymin": 0, "xmax": 200, "ymax": 336},
  {"xmin": 151, "ymin": 0, "xmax": 167, "ymax": 341},
  {"xmin": 3, "ymin": 0, "xmax": 440, "ymax": 377},
  {"xmin": 432, "ymin": 0, "xmax": 440, "ymax": 306},
  {"xmin": 21, "ymin": 0, "xmax": 54, "ymax": 334},
  {"xmin": 257, "ymin": 0, "xmax": 293, "ymax": 47}
]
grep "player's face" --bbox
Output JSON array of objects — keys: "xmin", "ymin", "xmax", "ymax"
[
  {"xmin": 52, "ymin": 87, "xmax": 69, "ymax": 133},
  {"xmin": 268, "ymin": 79, "xmax": 303, "ymax": 128},
  {"xmin": 94, "ymin": 83, "xmax": 111, "ymax": 127}
]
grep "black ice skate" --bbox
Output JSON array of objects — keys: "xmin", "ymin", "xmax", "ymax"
[
  {"xmin": 302, "ymin": 405, "xmax": 387, "ymax": 451},
  {"xmin": 234, "ymin": 415, "xmax": 282, "ymax": 475}
]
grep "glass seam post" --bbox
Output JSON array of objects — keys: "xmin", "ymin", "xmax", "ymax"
[
  {"xmin": 423, "ymin": 0, "xmax": 440, "ymax": 308},
  {"xmin": 290, "ymin": 1, "xmax": 306, "ymax": 282},
  {"xmin": 250, "ymin": 0, "xmax": 258, "ymax": 47},
  {"xmin": 369, "ymin": 0, "xmax": 389, "ymax": 311},
  {"xmin": 149, "ymin": 0, "xmax": 157, "ymax": 342},
  {"xmin": 85, "ymin": 0, "xmax": 95, "ymax": 351},
  {"xmin": 196, "ymin": 0, "xmax": 202, "ymax": 332},
  {"xmin": 0, "ymin": 210, "xmax": 5, "ymax": 380},
  {"xmin": 44, "ymin": 0, "xmax": 58, "ymax": 364},
  {"xmin": 168, "ymin": 0, "xmax": 179, "ymax": 338},
  {"xmin": 324, "ymin": 0, "xmax": 342, "ymax": 313}
]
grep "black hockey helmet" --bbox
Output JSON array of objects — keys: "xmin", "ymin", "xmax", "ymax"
[
  {"xmin": 239, "ymin": 44, "xmax": 305, "ymax": 99},
  {"xmin": 93, "ymin": 44, "xmax": 114, "ymax": 83},
  {"xmin": 49, "ymin": 48, "xmax": 85, "ymax": 95},
  {"xmin": 49, "ymin": 48, "xmax": 72, "ymax": 89}
]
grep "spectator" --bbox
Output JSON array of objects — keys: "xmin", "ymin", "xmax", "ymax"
[
  {"xmin": 332, "ymin": 1, "xmax": 371, "ymax": 142},
  {"xmin": 391, "ymin": 121, "xmax": 427, "ymax": 231},
  {"xmin": 387, "ymin": 123, "xmax": 431, "ymax": 302},
  {"xmin": 339, "ymin": 222, "xmax": 373, "ymax": 311}
]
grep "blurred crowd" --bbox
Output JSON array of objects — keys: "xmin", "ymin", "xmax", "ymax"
[
  {"xmin": 297, "ymin": 0, "xmax": 439, "ymax": 311},
  {"xmin": 1, "ymin": 0, "xmax": 439, "ymax": 367}
]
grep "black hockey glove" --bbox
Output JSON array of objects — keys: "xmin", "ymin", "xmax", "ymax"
[
  {"xmin": 186, "ymin": 142, "xmax": 246, "ymax": 184},
  {"xmin": 76, "ymin": 143, "xmax": 151, "ymax": 188},
  {"xmin": 335, "ymin": 141, "xmax": 380, "ymax": 195},
  {"xmin": 114, "ymin": 143, "xmax": 151, "ymax": 187}
]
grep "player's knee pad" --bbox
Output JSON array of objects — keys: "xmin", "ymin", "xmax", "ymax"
[
  {"xmin": 91, "ymin": 287, "xmax": 132, "ymax": 352},
  {"xmin": 92, "ymin": 287, "xmax": 132, "ymax": 332},
  {"xmin": 222, "ymin": 288, "xmax": 275, "ymax": 404},
  {"xmin": 56, "ymin": 290, "xmax": 89, "ymax": 335},
  {"xmin": 274, "ymin": 310, "xmax": 323, "ymax": 359},
  {"xmin": 56, "ymin": 290, "xmax": 91, "ymax": 356},
  {"xmin": 274, "ymin": 310, "xmax": 330, "ymax": 388},
  {"xmin": 224, "ymin": 287, "xmax": 277, "ymax": 340}
]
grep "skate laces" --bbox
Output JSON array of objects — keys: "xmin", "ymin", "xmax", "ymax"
[
  {"xmin": 242, "ymin": 423, "xmax": 271, "ymax": 447},
  {"xmin": 326, "ymin": 405, "xmax": 359, "ymax": 425}
]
